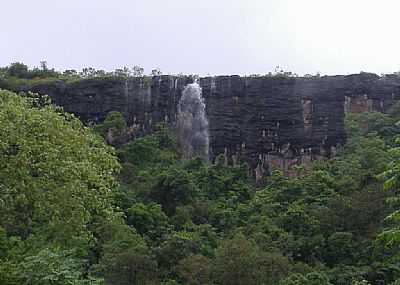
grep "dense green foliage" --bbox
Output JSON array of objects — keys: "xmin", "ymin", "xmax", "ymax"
[
  {"xmin": 0, "ymin": 90, "xmax": 121, "ymax": 284},
  {"xmin": 0, "ymin": 62, "xmax": 156, "ymax": 93},
  {"xmin": 3, "ymin": 85, "xmax": 400, "ymax": 284},
  {"xmin": 86, "ymin": 107, "xmax": 400, "ymax": 284}
]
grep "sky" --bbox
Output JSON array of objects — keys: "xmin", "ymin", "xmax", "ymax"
[{"xmin": 1, "ymin": 0, "xmax": 400, "ymax": 76}]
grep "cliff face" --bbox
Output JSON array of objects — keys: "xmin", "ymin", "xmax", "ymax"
[{"xmin": 14, "ymin": 73, "xmax": 400, "ymax": 176}]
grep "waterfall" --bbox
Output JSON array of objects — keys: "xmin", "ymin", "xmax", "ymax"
[{"xmin": 177, "ymin": 82, "xmax": 209, "ymax": 161}]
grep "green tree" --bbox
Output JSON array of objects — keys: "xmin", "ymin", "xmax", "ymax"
[
  {"xmin": 279, "ymin": 272, "xmax": 332, "ymax": 285},
  {"xmin": 0, "ymin": 89, "xmax": 120, "ymax": 251},
  {"xmin": 176, "ymin": 254, "xmax": 212, "ymax": 285},
  {"xmin": 127, "ymin": 202, "xmax": 170, "ymax": 241},
  {"xmin": 95, "ymin": 223, "xmax": 157, "ymax": 285},
  {"xmin": 279, "ymin": 273, "xmax": 308, "ymax": 285},
  {"xmin": 212, "ymin": 234, "xmax": 290, "ymax": 285},
  {"xmin": 19, "ymin": 248, "xmax": 101, "ymax": 285},
  {"xmin": 156, "ymin": 231, "xmax": 204, "ymax": 276},
  {"xmin": 379, "ymin": 140, "xmax": 400, "ymax": 247},
  {"xmin": 150, "ymin": 167, "xmax": 198, "ymax": 215},
  {"xmin": 94, "ymin": 111, "xmax": 127, "ymax": 142},
  {"xmin": 7, "ymin": 62, "xmax": 29, "ymax": 78}
]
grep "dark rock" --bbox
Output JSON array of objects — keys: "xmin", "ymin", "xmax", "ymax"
[{"xmin": 7, "ymin": 73, "xmax": 400, "ymax": 177}]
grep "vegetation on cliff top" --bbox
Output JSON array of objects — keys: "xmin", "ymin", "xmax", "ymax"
[{"xmin": 0, "ymin": 62, "xmax": 162, "ymax": 92}]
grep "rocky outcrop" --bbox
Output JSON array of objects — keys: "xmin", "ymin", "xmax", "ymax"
[
  {"xmin": 7, "ymin": 73, "xmax": 400, "ymax": 177},
  {"xmin": 343, "ymin": 73, "xmax": 400, "ymax": 113}
]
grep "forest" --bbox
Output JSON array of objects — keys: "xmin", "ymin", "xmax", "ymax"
[{"xmin": 1, "ymin": 63, "xmax": 400, "ymax": 284}]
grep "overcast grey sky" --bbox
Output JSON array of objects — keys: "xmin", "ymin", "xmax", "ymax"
[{"xmin": 1, "ymin": 0, "xmax": 399, "ymax": 76}]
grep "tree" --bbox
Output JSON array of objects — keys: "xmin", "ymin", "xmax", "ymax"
[
  {"xmin": 156, "ymin": 231, "xmax": 204, "ymax": 274},
  {"xmin": 151, "ymin": 68, "xmax": 162, "ymax": 76},
  {"xmin": 127, "ymin": 202, "xmax": 170, "ymax": 241},
  {"xmin": 279, "ymin": 273, "xmax": 308, "ymax": 285},
  {"xmin": 7, "ymin": 62, "xmax": 29, "ymax": 78},
  {"xmin": 212, "ymin": 235, "xmax": 290, "ymax": 285},
  {"xmin": 19, "ymin": 248, "xmax": 101, "ymax": 285},
  {"xmin": 95, "ymin": 223, "xmax": 157, "ymax": 285},
  {"xmin": 94, "ymin": 111, "xmax": 127, "ymax": 143},
  {"xmin": 40, "ymin": 60, "xmax": 48, "ymax": 71},
  {"xmin": 150, "ymin": 167, "xmax": 198, "ymax": 215},
  {"xmin": 279, "ymin": 272, "xmax": 332, "ymax": 285},
  {"xmin": 379, "ymin": 140, "xmax": 400, "ymax": 246},
  {"xmin": 133, "ymin": 65, "xmax": 144, "ymax": 77},
  {"xmin": 114, "ymin": 67, "xmax": 132, "ymax": 78},
  {"xmin": 0, "ymin": 90, "xmax": 120, "ymax": 250},
  {"xmin": 80, "ymin": 67, "xmax": 97, "ymax": 77},
  {"xmin": 176, "ymin": 254, "xmax": 211, "ymax": 285}
]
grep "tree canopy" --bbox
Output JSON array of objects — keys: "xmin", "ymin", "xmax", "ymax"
[
  {"xmin": 2, "ymin": 85, "xmax": 400, "ymax": 284},
  {"xmin": 0, "ymin": 90, "xmax": 120, "ymax": 284}
]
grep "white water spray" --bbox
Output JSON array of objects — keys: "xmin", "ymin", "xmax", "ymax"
[{"xmin": 177, "ymin": 82, "xmax": 209, "ymax": 161}]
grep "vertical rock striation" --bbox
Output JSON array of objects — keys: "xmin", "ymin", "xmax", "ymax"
[{"xmin": 7, "ymin": 73, "xmax": 400, "ymax": 177}]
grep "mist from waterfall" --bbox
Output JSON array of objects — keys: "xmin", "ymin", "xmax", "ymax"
[{"xmin": 177, "ymin": 82, "xmax": 209, "ymax": 161}]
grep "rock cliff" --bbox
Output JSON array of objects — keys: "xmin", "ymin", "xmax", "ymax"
[{"xmin": 6, "ymin": 73, "xmax": 400, "ymax": 177}]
